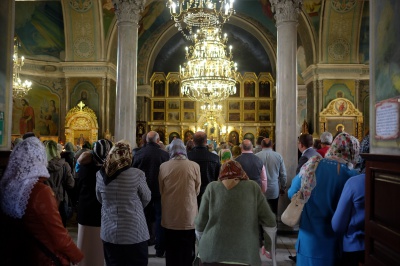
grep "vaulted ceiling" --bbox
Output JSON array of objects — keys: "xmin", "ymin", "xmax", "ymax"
[{"xmin": 14, "ymin": 0, "xmax": 369, "ymax": 85}]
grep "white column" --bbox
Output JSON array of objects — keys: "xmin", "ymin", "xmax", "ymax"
[
  {"xmin": 271, "ymin": 0, "xmax": 302, "ymax": 182},
  {"xmin": 113, "ymin": 0, "xmax": 146, "ymax": 145}
]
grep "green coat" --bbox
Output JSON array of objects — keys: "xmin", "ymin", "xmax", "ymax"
[{"xmin": 195, "ymin": 180, "xmax": 276, "ymax": 266}]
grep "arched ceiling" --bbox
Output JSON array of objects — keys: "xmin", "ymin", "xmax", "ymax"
[{"xmin": 152, "ymin": 23, "xmax": 273, "ymax": 75}]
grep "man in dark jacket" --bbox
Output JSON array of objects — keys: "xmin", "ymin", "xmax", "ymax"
[
  {"xmin": 187, "ymin": 131, "xmax": 221, "ymax": 207},
  {"xmin": 132, "ymin": 131, "xmax": 169, "ymax": 257}
]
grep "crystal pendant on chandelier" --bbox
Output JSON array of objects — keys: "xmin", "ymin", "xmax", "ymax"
[
  {"xmin": 13, "ymin": 37, "xmax": 32, "ymax": 99},
  {"xmin": 167, "ymin": 0, "xmax": 238, "ymax": 103}
]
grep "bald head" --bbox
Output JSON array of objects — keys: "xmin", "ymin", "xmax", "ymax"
[
  {"xmin": 146, "ymin": 131, "xmax": 159, "ymax": 143},
  {"xmin": 241, "ymin": 139, "xmax": 253, "ymax": 151},
  {"xmin": 193, "ymin": 131, "xmax": 207, "ymax": 147}
]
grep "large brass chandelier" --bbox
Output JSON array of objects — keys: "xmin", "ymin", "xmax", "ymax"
[
  {"xmin": 167, "ymin": 0, "xmax": 238, "ymax": 103},
  {"xmin": 13, "ymin": 37, "xmax": 32, "ymax": 99}
]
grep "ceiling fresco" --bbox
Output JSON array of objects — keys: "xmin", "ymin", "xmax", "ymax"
[{"xmin": 15, "ymin": 1, "xmax": 65, "ymax": 60}]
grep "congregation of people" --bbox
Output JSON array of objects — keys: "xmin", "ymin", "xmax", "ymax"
[{"xmin": 0, "ymin": 127, "xmax": 369, "ymax": 266}]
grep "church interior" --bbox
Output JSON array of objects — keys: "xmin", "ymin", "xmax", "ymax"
[
  {"xmin": 7, "ymin": 0, "xmax": 371, "ymax": 146},
  {"xmin": 1, "ymin": 0, "xmax": 400, "ymax": 265}
]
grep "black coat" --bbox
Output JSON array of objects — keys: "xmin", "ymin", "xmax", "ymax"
[
  {"xmin": 187, "ymin": 146, "xmax": 221, "ymax": 205},
  {"xmin": 132, "ymin": 142, "xmax": 169, "ymax": 199},
  {"xmin": 76, "ymin": 152, "xmax": 102, "ymax": 226}
]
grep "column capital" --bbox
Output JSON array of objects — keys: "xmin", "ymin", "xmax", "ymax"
[
  {"xmin": 113, "ymin": 0, "xmax": 146, "ymax": 24},
  {"xmin": 270, "ymin": 0, "xmax": 302, "ymax": 25}
]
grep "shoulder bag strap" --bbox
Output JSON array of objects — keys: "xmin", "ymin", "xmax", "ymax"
[{"xmin": 28, "ymin": 233, "xmax": 63, "ymax": 266}]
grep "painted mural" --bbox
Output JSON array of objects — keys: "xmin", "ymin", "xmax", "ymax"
[
  {"xmin": 15, "ymin": 2, "xmax": 65, "ymax": 60},
  {"xmin": 70, "ymin": 82, "xmax": 99, "ymax": 118},
  {"xmin": 374, "ymin": 0, "xmax": 400, "ymax": 102},
  {"xmin": 359, "ymin": 2, "xmax": 370, "ymax": 63},
  {"xmin": 12, "ymin": 86, "xmax": 60, "ymax": 137},
  {"xmin": 102, "ymin": 0, "xmax": 115, "ymax": 36}
]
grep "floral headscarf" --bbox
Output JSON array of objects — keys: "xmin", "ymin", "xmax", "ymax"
[
  {"xmin": 299, "ymin": 132, "xmax": 360, "ymax": 203},
  {"xmin": 0, "ymin": 137, "xmax": 50, "ymax": 218},
  {"xmin": 299, "ymin": 155, "xmax": 322, "ymax": 202},
  {"xmin": 326, "ymin": 132, "xmax": 360, "ymax": 168},
  {"xmin": 100, "ymin": 141, "xmax": 132, "ymax": 185},
  {"xmin": 218, "ymin": 160, "xmax": 249, "ymax": 181}
]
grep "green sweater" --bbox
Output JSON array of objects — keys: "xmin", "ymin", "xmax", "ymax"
[{"xmin": 195, "ymin": 180, "xmax": 276, "ymax": 266}]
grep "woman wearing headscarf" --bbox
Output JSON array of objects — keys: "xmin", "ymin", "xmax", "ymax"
[
  {"xmin": 195, "ymin": 160, "xmax": 276, "ymax": 266},
  {"xmin": 0, "ymin": 137, "xmax": 83, "ymax": 265},
  {"xmin": 219, "ymin": 149, "xmax": 232, "ymax": 164},
  {"xmin": 45, "ymin": 140, "xmax": 75, "ymax": 227},
  {"xmin": 76, "ymin": 139, "xmax": 113, "ymax": 266},
  {"xmin": 96, "ymin": 140, "xmax": 151, "ymax": 265},
  {"xmin": 61, "ymin": 142, "xmax": 76, "ymax": 175},
  {"xmin": 158, "ymin": 139, "xmax": 201, "ymax": 265},
  {"xmin": 288, "ymin": 132, "xmax": 360, "ymax": 266}
]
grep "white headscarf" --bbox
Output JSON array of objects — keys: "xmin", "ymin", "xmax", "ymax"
[{"xmin": 0, "ymin": 137, "xmax": 50, "ymax": 218}]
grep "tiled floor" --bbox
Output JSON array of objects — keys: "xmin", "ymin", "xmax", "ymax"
[{"xmin": 67, "ymin": 223, "xmax": 297, "ymax": 266}]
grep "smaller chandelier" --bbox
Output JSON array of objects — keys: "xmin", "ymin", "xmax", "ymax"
[
  {"xmin": 13, "ymin": 37, "xmax": 32, "ymax": 99},
  {"xmin": 200, "ymin": 101, "xmax": 224, "ymax": 125},
  {"xmin": 180, "ymin": 26, "xmax": 238, "ymax": 103}
]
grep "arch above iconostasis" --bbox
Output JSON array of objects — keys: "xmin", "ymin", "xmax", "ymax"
[
  {"xmin": 319, "ymin": 98, "xmax": 363, "ymax": 140},
  {"xmin": 65, "ymin": 102, "xmax": 98, "ymax": 146}
]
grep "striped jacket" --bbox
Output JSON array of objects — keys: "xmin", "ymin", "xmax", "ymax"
[{"xmin": 96, "ymin": 167, "xmax": 151, "ymax": 244}]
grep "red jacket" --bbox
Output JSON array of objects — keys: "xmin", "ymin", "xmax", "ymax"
[{"xmin": 1, "ymin": 178, "xmax": 83, "ymax": 265}]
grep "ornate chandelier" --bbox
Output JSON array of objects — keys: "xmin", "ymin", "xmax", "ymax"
[
  {"xmin": 167, "ymin": 0, "xmax": 238, "ymax": 103},
  {"xmin": 13, "ymin": 37, "xmax": 32, "ymax": 99}
]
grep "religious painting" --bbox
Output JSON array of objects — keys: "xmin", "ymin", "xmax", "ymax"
[
  {"xmin": 12, "ymin": 85, "xmax": 60, "ymax": 137},
  {"xmin": 183, "ymin": 111, "xmax": 195, "ymax": 121},
  {"xmin": 169, "ymin": 132, "xmax": 180, "ymax": 143},
  {"xmin": 167, "ymin": 100, "xmax": 180, "ymax": 109},
  {"xmin": 228, "ymin": 112, "xmax": 240, "ymax": 122},
  {"xmin": 244, "ymin": 101, "xmax": 256, "ymax": 110},
  {"xmin": 335, "ymin": 99, "xmax": 347, "ymax": 114},
  {"xmin": 228, "ymin": 101, "xmax": 240, "ymax": 110},
  {"xmin": 153, "ymin": 100, "xmax": 165, "ymax": 109},
  {"xmin": 244, "ymin": 113, "xmax": 255, "ymax": 121},
  {"xmin": 326, "ymin": 118, "xmax": 355, "ymax": 137},
  {"xmin": 70, "ymin": 81, "xmax": 99, "ymax": 118},
  {"xmin": 184, "ymin": 130, "xmax": 194, "ymax": 144},
  {"xmin": 168, "ymin": 80, "xmax": 180, "ymax": 97},
  {"xmin": 259, "ymin": 101, "xmax": 271, "ymax": 110},
  {"xmin": 153, "ymin": 80, "xmax": 165, "ymax": 97},
  {"xmin": 167, "ymin": 111, "xmax": 180, "ymax": 122},
  {"xmin": 259, "ymin": 81, "xmax": 271, "ymax": 97},
  {"xmin": 244, "ymin": 81, "xmax": 255, "ymax": 97},
  {"xmin": 136, "ymin": 122, "xmax": 146, "ymax": 137},
  {"xmin": 153, "ymin": 111, "xmax": 165, "ymax": 121},
  {"xmin": 259, "ymin": 113, "xmax": 271, "ymax": 122},
  {"xmin": 243, "ymin": 133, "xmax": 255, "ymax": 145},
  {"xmin": 14, "ymin": 1, "xmax": 65, "ymax": 59},
  {"xmin": 183, "ymin": 101, "xmax": 195, "ymax": 110},
  {"xmin": 228, "ymin": 131, "xmax": 239, "ymax": 146}
]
